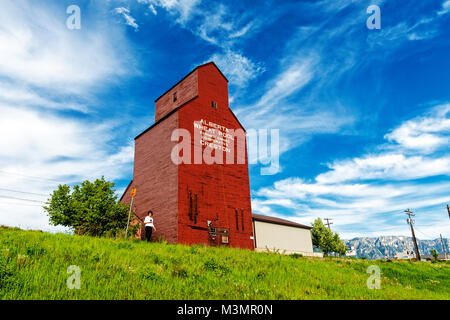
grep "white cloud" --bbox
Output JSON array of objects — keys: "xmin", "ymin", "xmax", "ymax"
[
  {"xmin": 0, "ymin": 82, "xmax": 88, "ymax": 113},
  {"xmin": 438, "ymin": 0, "xmax": 450, "ymax": 15},
  {"xmin": 186, "ymin": 3, "xmax": 260, "ymax": 46},
  {"xmin": 370, "ymin": 4, "xmax": 447, "ymax": 44},
  {"xmin": 316, "ymin": 154, "xmax": 450, "ymax": 184},
  {"xmin": 0, "ymin": 1, "xmax": 137, "ymax": 231},
  {"xmin": 235, "ymin": 53, "xmax": 354, "ymax": 156},
  {"xmin": 256, "ymin": 57, "xmax": 315, "ymax": 110},
  {"xmin": 114, "ymin": 7, "xmax": 139, "ymax": 31},
  {"xmin": 137, "ymin": 0, "xmax": 200, "ymax": 23},
  {"xmin": 0, "ymin": 105, "xmax": 134, "ymax": 182},
  {"xmin": 231, "ymin": 0, "xmax": 450, "ymax": 165},
  {"xmin": 385, "ymin": 104, "xmax": 450, "ymax": 153},
  {"xmin": 252, "ymin": 105, "xmax": 450, "ymax": 239},
  {"xmin": 229, "ymin": 22, "xmax": 253, "ymax": 39},
  {"xmin": 137, "ymin": 0, "xmax": 264, "ymax": 89},
  {"xmin": 0, "ymin": 1, "xmax": 133, "ymax": 93},
  {"xmin": 207, "ymin": 50, "xmax": 265, "ymax": 87},
  {"xmin": 0, "ymin": 105, "xmax": 134, "ymax": 231},
  {"xmin": 149, "ymin": 4, "xmax": 158, "ymax": 15}
]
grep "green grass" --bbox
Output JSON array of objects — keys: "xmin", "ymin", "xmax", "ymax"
[{"xmin": 1, "ymin": 226, "xmax": 449, "ymax": 300}]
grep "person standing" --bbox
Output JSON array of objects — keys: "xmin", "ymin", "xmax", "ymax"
[{"xmin": 144, "ymin": 211, "xmax": 156, "ymax": 242}]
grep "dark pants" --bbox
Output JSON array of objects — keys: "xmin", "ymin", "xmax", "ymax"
[{"xmin": 145, "ymin": 226, "xmax": 153, "ymax": 242}]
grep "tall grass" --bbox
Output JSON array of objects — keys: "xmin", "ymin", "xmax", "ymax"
[{"xmin": 0, "ymin": 227, "xmax": 449, "ymax": 300}]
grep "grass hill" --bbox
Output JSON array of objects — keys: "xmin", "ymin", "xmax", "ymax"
[{"xmin": 1, "ymin": 226, "xmax": 449, "ymax": 300}]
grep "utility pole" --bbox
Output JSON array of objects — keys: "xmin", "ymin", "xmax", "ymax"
[
  {"xmin": 324, "ymin": 218, "xmax": 333, "ymax": 231},
  {"xmin": 404, "ymin": 209, "xmax": 421, "ymax": 261},
  {"xmin": 324, "ymin": 218, "xmax": 334, "ymax": 256},
  {"xmin": 440, "ymin": 234, "xmax": 448, "ymax": 260}
]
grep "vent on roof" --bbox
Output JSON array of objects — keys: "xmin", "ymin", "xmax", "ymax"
[
  {"xmin": 211, "ymin": 101, "xmax": 217, "ymax": 109},
  {"xmin": 173, "ymin": 92, "xmax": 177, "ymax": 102}
]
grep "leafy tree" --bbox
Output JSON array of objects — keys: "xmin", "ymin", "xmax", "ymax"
[
  {"xmin": 332, "ymin": 233, "xmax": 348, "ymax": 257},
  {"xmin": 44, "ymin": 177, "xmax": 137, "ymax": 237},
  {"xmin": 431, "ymin": 249, "xmax": 439, "ymax": 262},
  {"xmin": 311, "ymin": 218, "xmax": 333, "ymax": 255},
  {"xmin": 311, "ymin": 218, "xmax": 347, "ymax": 256}
]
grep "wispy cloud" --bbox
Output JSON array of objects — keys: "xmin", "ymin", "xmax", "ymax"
[
  {"xmin": 385, "ymin": 104, "xmax": 450, "ymax": 154},
  {"xmin": 0, "ymin": 83, "xmax": 88, "ymax": 113},
  {"xmin": 0, "ymin": 1, "xmax": 134, "ymax": 93},
  {"xmin": 438, "ymin": 0, "xmax": 450, "ymax": 15},
  {"xmin": 0, "ymin": 104, "xmax": 135, "ymax": 232},
  {"xmin": 252, "ymin": 104, "xmax": 450, "ymax": 239},
  {"xmin": 114, "ymin": 7, "xmax": 139, "ymax": 31},
  {"xmin": 137, "ymin": 0, "xmax": 200, "ymax": 24},
  {"xmin": 232, "ymin": 0, "xmax": 450, "ymax": 165},
  {"xmin": 207, "ymin": 50, "xmax": 265, "ymax": 87},
  {"xmin": 0, "ymin": 1, "xmax": 137, "ymax": 230},
  {"xmin": 136, "ymin": 0, "xmax": 267, "ymax": 87}
]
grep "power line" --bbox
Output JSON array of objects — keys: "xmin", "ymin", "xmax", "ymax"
[
  {"xmin": 0, "ymin": 201, "xmax": 44, "ymax": 207},
  {"xmin": 0, "ymin": 170, "xmax": 66, "ymax": 183},
  {"xmin": 414, "ymin": 227, "xmax": 435, "ymax": 240},
  {"xmin": 0, "ymin": 195, "xmax": 46, "ymax": 204},
  {"xmin": 0, "ymin": 187, "xmax": 48, "ymax": 197}
]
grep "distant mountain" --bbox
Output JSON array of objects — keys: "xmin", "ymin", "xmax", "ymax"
[{"xmin": 345, "ymin": 236, "xmax": 450, "ymax": 260}]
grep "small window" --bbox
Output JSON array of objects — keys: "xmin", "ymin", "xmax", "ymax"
[
  {"xmin": 173, "ymin": 92, "xmax": 177, "ymax": 102},
  {"xmin": 211, "ymin": 101, "xmax": 217, "ymax": 109}
]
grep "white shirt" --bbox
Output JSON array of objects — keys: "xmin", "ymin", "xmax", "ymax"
[{"xmin": 144, "ymin": 216, "xmax": 154, "ymax": 227}]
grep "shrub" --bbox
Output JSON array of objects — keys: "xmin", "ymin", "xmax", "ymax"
[{"xmin": 44, "ymin": 177, "xmax": 136, "ymax": 237}]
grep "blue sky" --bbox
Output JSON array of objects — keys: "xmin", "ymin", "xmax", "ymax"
[{"xmin": 0, "ymin": 0, "xmax": 449, "ymax": 239}]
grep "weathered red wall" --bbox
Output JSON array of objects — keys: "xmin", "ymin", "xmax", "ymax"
[
  {"xmin": 123, "ymin": 62, "xmax": 254, "ymax": 250},
  {"xmin": 155, "ymin": 70, "xmax": 198, "ymax": 122},
  {"xmin": 177, "ymin": 64, "xmax": 254, "ymax": 249},
  {"xmin": 132, "ymin": 112, "xmax": 179, "ymax": 243}
]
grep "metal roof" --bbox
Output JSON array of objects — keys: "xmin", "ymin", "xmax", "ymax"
[
  {"xmin": 252, "ymin": 214, "xmax": 312, "ymax": 230},
  {"xmin": 154, "ymin": 61, "xmax": 228, "ymax": 102}
]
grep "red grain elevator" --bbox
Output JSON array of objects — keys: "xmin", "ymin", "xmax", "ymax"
[{"xmin": 121, "ymin": 62, "xmax": 254, "ymax": 250}]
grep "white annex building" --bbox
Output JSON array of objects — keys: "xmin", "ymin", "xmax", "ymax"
[{"xmin": 252, "ymin": 214, "xmax": 321, "ymax": 257}]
